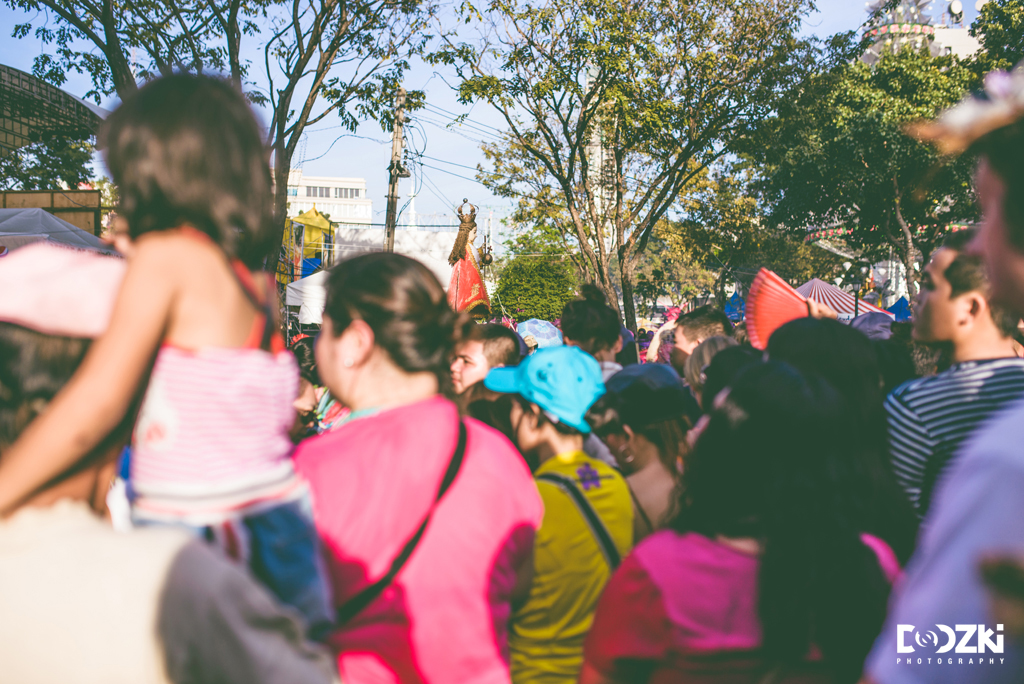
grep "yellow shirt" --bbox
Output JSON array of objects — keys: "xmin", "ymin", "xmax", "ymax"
[{"xmin": 510, "ymin": 450, "xmax": 634, "ymax": 684}]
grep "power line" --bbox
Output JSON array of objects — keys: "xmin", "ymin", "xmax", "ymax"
[
  {"xmin": 421, "ymin": 102, "xmax": 507, "ymax": 136},
  {"xmin": 419, "ymin": 168, "xmax": 460, "ymax": 211},
  {"xmin": 414, "ymin": 114, "xmax": 500, "ymax": 146},
  {"xmin": 419, "ymin": 162, "xmax": 485, "ymax": 186},
  {"xmin": 416, "ymin": 153, "xmax": 483, "ymax": 174}
]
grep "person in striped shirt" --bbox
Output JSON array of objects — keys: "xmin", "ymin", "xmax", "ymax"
[{"xmin": 886, "ymin": 228, "xmax": 1024, "ymax": 519}]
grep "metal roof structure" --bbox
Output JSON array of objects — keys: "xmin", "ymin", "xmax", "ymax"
[
  {"xmin": 0, "ymin": 64, "xmax": 107, "ymax": 155},
  {"xmin": 863, "ymin": 0, "xmax": 939, "ymax": 66}
]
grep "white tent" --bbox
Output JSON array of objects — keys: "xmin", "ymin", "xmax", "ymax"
[
  {"xmin": 0, "ymin": 208, "xmax": 115, "ymax": 254},
  {"xmin": 285, "ymin": 270, "xmax": 328, "ymax": 325},
  {"xmin": 285, "ymin": 227, "xmax": 457, "ymax": 325}
]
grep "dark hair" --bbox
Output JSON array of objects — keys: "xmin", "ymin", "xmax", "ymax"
[
  {"xmin": 101, "ymin": 74, "xmax": 275, "ymax": 268},
  {"xmin": 587, "ymin": 392, "xmax": 687, "ymax": 472},
  {"xmin": 512, "ymin": 393, "xmax": 582, "ymax": 437},
  {"xmin": 973, "ymin": 119, "xmax": 1024, "ymax": 252},
  {"xmin": 323, "ymin": 253, "xmax": 471, "ymax": 390},
  {"xmin": 677, "ymin": 306, "xmax": 734, "ymax": 344},
  {"xmin": 468, "ymin": 393, "xmax": 529, "ymax": 461},
  {"xmin": 939, "ymin": 228, "xmax": 1020, "ymax": 337},
  {"xmin": 767, "ymin": 318, "xmax": 918, "ymax": 563},
  {"xmin": 468, "ymin": 323, "xmax": 521, "ymax": 367},
  {"xmin": 290, "ymin": 337, "xmax": 320, "ymax": 386},
  {"xmin": 0, "ymin": 323, "xmax": 135, "ymax": 479},
  {"xmin": 873, "ymin": 334, "xmax": 917, "ymax": 397},
  {"xmin": 561, "ymin": 284, "xmax": 621, "ymax": 354},
  {"xmin": 674, "ymin": 361, "xmax": 891, "ymax": 681},
  {"xmin": 699, "ymin": 345, "xmax": 763, "ymax": 412}
]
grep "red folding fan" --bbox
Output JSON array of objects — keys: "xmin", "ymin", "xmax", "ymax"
[{"xmin": 746, "ymin": 268, "xmax": 808, "ymax": 350}]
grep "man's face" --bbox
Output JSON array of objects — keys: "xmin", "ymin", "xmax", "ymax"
[
  {"xmin": 913, "ymin": 248, "xmax": 963, "ymax": 343},
  {"xmin": 973, "ymin": 159, "xmax": 1024, "ymax": 313},
  {"xmin": 673, "ymin": 326, "xmax": 700, "ymax": 355},
  {"xmin": 451, "ymin": 340, "xmax": 489, "ymax": 393}
]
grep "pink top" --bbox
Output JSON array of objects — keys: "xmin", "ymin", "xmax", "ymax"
[
  {"xmin": 131, "ymin": 345, "xmax": 302, "ymax": 525},
  {"xmin": 584, "ymin": 530, "xmax": 901, "ymax": 683},
  {"xmin": 293, "ymin": 396, "xmax": 544, "ymax": 684},
  {"xmin": 130, "ymin": 232, "xmax": 302, "ymax": 525}
]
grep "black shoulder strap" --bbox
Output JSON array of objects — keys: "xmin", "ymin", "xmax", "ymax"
[
  {"xmin": 627, "ymin": 483, "xmax": 654, "ymax": 538},
  {"xmin": 335, "ymin": 420, "xmax": 467, "ymax": 626},
  {"xmin": 536, "ymin": 471, "xmax": 621, "ymax": 570}
]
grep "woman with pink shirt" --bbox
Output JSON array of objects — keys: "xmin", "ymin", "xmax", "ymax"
[
  {"xmin": 580, "ymin": 361, "xmax": 900, "ymax": 684},
  {"xmin": 292, "ymin": 253, "xmax": 543, "ymax": 684}
]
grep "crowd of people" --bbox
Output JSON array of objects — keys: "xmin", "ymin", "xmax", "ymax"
[{"xmin": 3, "ymin": 67, "xmax": 1024, "ymax": 684}]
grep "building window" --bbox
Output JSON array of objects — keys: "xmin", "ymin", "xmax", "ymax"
[
  {"xmin": 287, "ymin": 187, "xmax": 298, "ymax": 196},
  {"xmin": 306, "ymin": 186, "xmax": 314, "ymax": 197}
]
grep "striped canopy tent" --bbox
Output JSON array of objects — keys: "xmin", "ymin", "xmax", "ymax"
[{"xmin": 795, "ymin": 278, "xmax": 893, "ymax": 321}]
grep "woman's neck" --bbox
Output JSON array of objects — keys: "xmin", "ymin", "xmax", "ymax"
[
  {"xmin": 627, "ymin": 437, "xmax": 666, "ymax": 474},
  {"xmin": 534, "ymin": 431, "xmax": 585, "ymax": 465},
  {"xmin": 343, "ymin": 352, "xmax": 439, "ymax": 413}
]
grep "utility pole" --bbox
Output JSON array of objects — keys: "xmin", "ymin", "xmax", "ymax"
[{"xmin": 384, "ymin": 87, "xmax": 409, "ymax": 252}]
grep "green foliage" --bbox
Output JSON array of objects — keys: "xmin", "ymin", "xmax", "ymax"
[
  {"xmin": 0, "ymin": 134, "xmax": 94, "ymax": 190},
  {"xmin": 755, "ymin": 45, "xmax": 977, "ymax": 294},
  {"xmin": 971, "ymin": 0, "xmax": 1024, "ymax": 72},
  {"xmin": 494, "ymin": 256, "xmax": 577, "ymax": 322},
  {"xmin": 5, "ymin": 0, "xmax": 251, "ymax": 101},
  {"xmin": 667, "ymin": 162, "xmax": 843, "ymax": 298},
  {"xmin": 633, "ymin": 233, "xmax": 716, "ymax": 316},
  {"xmin": 431, "ymin": 0, "xmax": 816, "ymax": 327},
  {"xmin": 93, "ymin": 176, "xmax": 118, "ymax": 207},
  {"xmin": 4, "ymin": 0, "xmax": 436, "ymax": 274}
]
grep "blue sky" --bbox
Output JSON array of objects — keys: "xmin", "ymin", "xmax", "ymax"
[{"xmin": 0, "ymin": 1, "xmax": 981, "ymax": 227}]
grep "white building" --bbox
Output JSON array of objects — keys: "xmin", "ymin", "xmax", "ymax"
[
  {"xmin": 933, "ymin": 26, "xmax": 982, "ymax": 59},
  {"xmin": 286, "ymin": 170, "xmax": 373, "ymax": 225}
]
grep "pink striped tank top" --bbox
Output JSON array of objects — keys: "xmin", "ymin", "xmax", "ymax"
[
  {"xmin": 131, "ymin": 345, "xmax": 303, "ymax": 525},
  {"xmin": 130, "ymin": 229, "xmax": 304, "ymax": 525}
]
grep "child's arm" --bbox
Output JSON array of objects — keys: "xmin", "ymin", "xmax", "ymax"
[{"xmin": 0, "ymin": 240, "xmax": 176, "ymax": 514}]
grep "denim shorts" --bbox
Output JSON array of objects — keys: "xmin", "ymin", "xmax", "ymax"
[{"xmin": 132, "ymin": 495, "xmax": 334, "ymax": 638}]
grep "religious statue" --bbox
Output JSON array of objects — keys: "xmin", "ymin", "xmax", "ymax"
[{"xmin": 447, "ymin": 199, "xmax": 491, "ymax": 317}]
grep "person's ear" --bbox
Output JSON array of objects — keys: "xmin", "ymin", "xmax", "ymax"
[
  {"xmin": 612, "ymin": 335, "xmax": 623, "ymax": 354},
  {"xmin": 963, "ymin": 292, "xmax": 987, "ymax": 326},
  {"xmin": 622, "ymin": 424, "xmax": 637, "ymax": 449},
  {"xmin": 338, "ymin": 319, "xmax": 376, "ymax": 368},
  {"xmin": 528, "ymin": 402, "xmax": 544, "ymax": 429}
]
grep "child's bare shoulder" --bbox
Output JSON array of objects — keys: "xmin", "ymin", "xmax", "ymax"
[{"xmin": 132, "ymin": 229, "xmax": 225, "ymax": 266}]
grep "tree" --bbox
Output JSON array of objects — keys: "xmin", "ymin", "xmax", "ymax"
[
  {"xmin": 971, "ymin": 0, "xmax": 1024, "ymax": 72},
  {"xmin": 6, "ymin": 0, "xmax": 436, "ymax": 268},
  {"xmin": 0, "ymin": 134, "xmax": 94, "ymax": 190},
  {"xmin": 666, "ymin": 162, "xmax": 843, "ymax": 300},
  {"xmin": 494, "ymin": 256, "xmax": 576, "ymax": 322},
  {"xmin": 260, "ymin": 0, "xmax": 435, "ymax": 257},
  {"xmin": 757, "ymin": 45, "xmax": 976, "ymax": 295},
  {"xmin": 633, "ymin": 233, "xmax": 716, "ymax": 317},
  {"xmin": 8, "ymin": 0, "xmax": 242, "ymax": 100},
  {"xmin": 433, "ymin": 0, "xmax": 814, "ymax": 329}
]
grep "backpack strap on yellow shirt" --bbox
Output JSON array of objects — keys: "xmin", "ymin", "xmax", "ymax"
[{"xmin": 536, "ymin": 471, "xmax": 621, "ymax": 569}]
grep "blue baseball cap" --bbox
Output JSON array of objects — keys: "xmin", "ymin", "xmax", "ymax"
[{"xmin": 484, "ymin": 346, "xmax": 605, "ymax": 433}]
